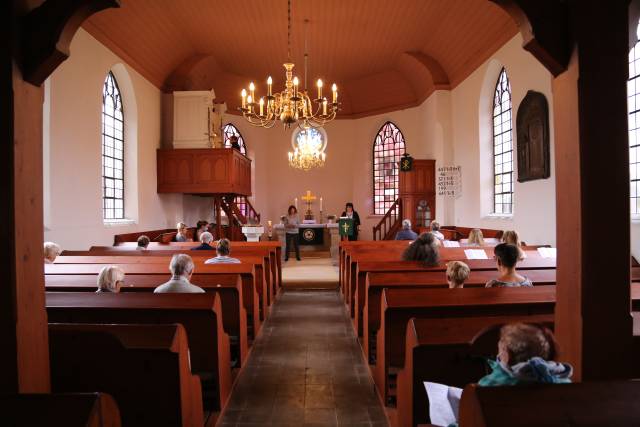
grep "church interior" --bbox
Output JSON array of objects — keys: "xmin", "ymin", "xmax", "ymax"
[{"xmin": 3, "ymin": 0, "xmax": 640, "ymax": 426}]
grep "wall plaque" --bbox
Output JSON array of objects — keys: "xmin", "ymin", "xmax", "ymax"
[{"xmin": 516, "ymin": 90, "xmax": 550, "ymax": 182}]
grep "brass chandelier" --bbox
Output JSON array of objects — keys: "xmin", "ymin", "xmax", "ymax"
[
  {"xmin": 288, "ymin": 127, "xmax": 326, "ymax": 171},
  {"xmin": 239, "ymin": 0, "xmax": 339, "ymax": 130}
]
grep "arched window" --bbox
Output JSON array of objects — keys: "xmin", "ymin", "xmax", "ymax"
[
  {"xmin": 222, "ymin": 123, "xmax": 248, "ymax": 216},
  {"xmin": 492, "ymin": 68, "xmax": 514, "ymax": 214},
  {"xmin": 223, "ymin": 123, "xmax": 247, "ymax": 155},
  {"xmin": 102, "ymin": 71, "xmax": 124, "ymax": 220},
  {"xmin": 373, "ymin": 122, "xmax": 406, "ymax": 215},
  {"xmin": 629, "ymin": 21, "xmax": 640, "ymax": 215}
]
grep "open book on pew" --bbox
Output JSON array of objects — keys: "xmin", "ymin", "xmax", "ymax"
[
  {"xmin": 443, "ymin": 240, "xmax": 460, "ymax": 248},
  {"xmin": 537, "ymin": 247, "xmax": 557, "ymax": 258},
  {"xmin": 424, "ymin": 382, "xmax": 463, "ymax": 426},
  {"xmin": 464, "ymin": 249, "xmax": 488, "ymax": 259}
]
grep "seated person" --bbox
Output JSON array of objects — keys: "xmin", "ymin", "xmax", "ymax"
[
  {"xmin": 402, "ymin": 232, "xmax": 440, "ymax": 267},
  {"xmin": 205, "ymin": 238, "xmax": 241, "ymax": 264},
  {"xmin": 430, "ymin": 221, "xmax": 445, "ymax": 240},
  {"xmin": 461, "ymin": 228, "xmax": 484, "ymax": 246},
  {"xmin": 96, "ymin": 265, "xmax": 125, "ymax": 293},
  {"xmin": 446, "ymin": 261, "xmax": 470, "ymax": 288},
  {"xmin": 154, "ymin": 254, "xmax": 204, "ymax": 293},
  {"xmin": 136, "ymin": 235, "xmax": 150, "ymax": 250},
  {"xmin": 485, "ymin": 243, "xmax": 533, "ymax": 287},
  {"xmin": 502, "ymin": 229, "xmax": 525, "ymax": 260},
  {"xmin": 194, "ymin": 220, "xmax": 209, "ymax": 242},
  {"xmin": 395, "ymin": 219, "xmax": 418, "ymax": 241},
  {"xmin": 173, "ymin": 222, "xmax": 189, "ymax": 242},
  {"xmin": 479, "ymin": 322, "xmax": 572, "ymax": 386},
  {"xmin": 192, "ymin": 231, "xmax": 214, "ymax": 250},
  {"xmin": 44, "ymin": 241, "xmax": 61, "ymax": 264}
]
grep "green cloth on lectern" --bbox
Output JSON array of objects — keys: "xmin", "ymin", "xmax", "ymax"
[{"xmin": 339, "ymin": 218, "xmax": 354, "ymax": 237}]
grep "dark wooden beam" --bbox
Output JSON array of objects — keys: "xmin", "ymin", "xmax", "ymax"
[{"xmin": 20, "ymin": 0, "xmax": 120, "ymax": 86}]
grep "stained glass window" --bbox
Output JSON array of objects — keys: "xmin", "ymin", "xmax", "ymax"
[
  {"xmin": 629, "ymin": 22, "xmax": 640, "ymax": 215},
  {"xmin": 102, "ymin": 71, "xmax": 124, "ymax": 220},
  {"xmin": 493, "ymin": 68, "xmax": 514, "ymax": 214},
  {"xmin": 222, "ymin": 123, "xmax": 248, "ymax": 216},
  {"xmin": 223, "ymin": 123, "xmax": 247, "ymax": 155},
  {"xmin": 373, "ymin": 122, "xmax": 405, "ymax": 215}
]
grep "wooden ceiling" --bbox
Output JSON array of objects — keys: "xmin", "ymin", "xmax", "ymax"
[{"xmin": 83, "ymin": 0, "xmax": 518, "ymax": 118}]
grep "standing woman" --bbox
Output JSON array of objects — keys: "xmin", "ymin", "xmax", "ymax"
[
  {"xmin": 341, "ymin": 202, "xmax": 361, "ymax": 241},
  {"xmin": 284, "ymin": 205, "xmax": 301, "ymax": 261}
]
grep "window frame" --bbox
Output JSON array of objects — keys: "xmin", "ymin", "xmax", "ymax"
[
  {"xmin": 492, "ymin": 68, "xmax": 514, "ymax": 215},
  {"xmin": 222, "ymin": 123, "xmax": 247, "ymax": 155},
  {"xmin": 372, "ymin": 121, "xmax": 406, "ymax": 215},
  {"xmin": 101, "ymin": 71, "xmax": 125, "ymax": 221},
  {"xmin": 629, "ymin": 27, "xmax": 640, "ymax": 218}
]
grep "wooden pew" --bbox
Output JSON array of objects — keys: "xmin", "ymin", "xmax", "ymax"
[
  {"xmin": 395, "ymin": 315, "xmax": 553, "ymax": 427},
  {"xmin": 45, "ymin": 272, "xmax": 250, "ymax": 367},
  {"xmin": 360, "ymin": 269, "xmax": 557, "ymax": 359},
  {"xmin": 46, "ymin": 292, "xmax": 232, "ymax": 413},
  {"xmin": 49, "ymin": 323, "xmax": 203, "ymax": 427},
  {"xmin": 0, "ymin": 393, "xmax": 121, "ymax": 427},
  {"xmin": 46, "ymin": 262, "xmax": 264, "ymax": 336},
  {"xmin": 374, "ymin": 286, "xmax": 557, "ymax": 404},
  {"xmin": 458, "ymin": 381, "xmax": 640, "ymax": 426}
]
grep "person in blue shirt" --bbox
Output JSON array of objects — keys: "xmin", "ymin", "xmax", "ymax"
[{"xmin": 395, "ymin": 219, "xmax": 418, "ymax": 240}]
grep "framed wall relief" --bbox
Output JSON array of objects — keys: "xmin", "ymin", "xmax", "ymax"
[{"xmin": 516, "ymin": 90, "xmax": 550, "ymax": 182}]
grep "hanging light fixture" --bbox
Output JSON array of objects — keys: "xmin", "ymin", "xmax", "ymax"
[
  {"xmin": 288, "ymin": 126, "xmax": 326, "ymax": 171},
  {"xmin": 239, "ymin": 0, "xmax": 339, "ymax": 130}
]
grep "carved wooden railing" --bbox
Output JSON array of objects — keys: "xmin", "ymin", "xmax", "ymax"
[
  {"xmin": 373, "ymin": 198, "xmax": 403, "ymax": 241},
  {"xmin": 220, "ymin": 197, "xmax": 246, "ymax": 241},
  {"xmin": 239, "ymin": 196, "xmax": 261, "ymax": 224}
]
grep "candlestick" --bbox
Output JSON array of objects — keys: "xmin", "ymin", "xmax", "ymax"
[
  {"xmin": 294, "ymin": 197, "xmax": 298, "ymax": 209},
  {"xmin": 317, "ymin": 79, "xmax": 323, "ymax": 100},
  {"xmin": 267, "ymin": 76, "xmax": 272, "ymax": 96},
  {"xmin": 241, "ymin": 89, "xmax": 247, "ymax": 108},
  {"xmin": 332, "ymin": 83, "xmax": 337, "ymax": 103},
  {"xmin": 322, "ymin": 98, "xmax": 327, "ymax": 115},
  {"xmin": 259, "ymin": 98, "xmax": 264, "ymax": 116},
  {"xmin": 293, "ymin": 76, "xmax": 299, "ymax": 98},
  {"xmin": 249, "ymin": 82, "xmax": 255, "ymax": 101},
  {"xmin": 320, "ymin": 197, "xmax": 323, "ymax": 211}
]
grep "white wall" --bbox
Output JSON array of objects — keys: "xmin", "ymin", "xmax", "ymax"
[
  {"xmin": 46, "ymin": 32, "xmax": 557, "ymax": 248},
  {"xmin": 450, "ymin": 35, "xmax": 557, "ymax": 246},
  {"xmin": 44, "ymin": 29, "xmax": 183, "ymax": 250}
]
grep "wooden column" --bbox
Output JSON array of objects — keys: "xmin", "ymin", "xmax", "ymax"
[{"xmin": 554, "ymin": 0, "xmax": 632, "ymax": 380}]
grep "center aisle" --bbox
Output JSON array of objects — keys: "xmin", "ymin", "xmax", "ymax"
[{"xmin": 218, "ymin": 290, "xmax": 389, "ymax": 427}]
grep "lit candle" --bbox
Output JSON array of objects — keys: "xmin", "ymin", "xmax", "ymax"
[
  {"xmin": 332, "ymin": 83, "xmax": 337, "ymax": 103},
  {"xmin": 267, "ymin": 76, "xmax": 273, "ymax": 96},
  {"xmin": 241, "ymin": 89, "xmax": 247, "ymax": 108},
  {"xmin": 320, "ymin": 197, "xmax": 323, "ymax": 211},
  {"xmin": 294, "ymin": 197, "xmax": 298, "ymax": 209},
  {"xmin": 259, "ymin": 98, "xmax": 264, "ymax": 116},
  {"xmin": 317, "ymin": 79, "xmax": 323, "ymax": 100},
  {"xmin": 249, "ymin": 82, "xmax": 255, "ymax": 101},
  {"xmin": 288, "ymin": 152, "xmax": 293, "ymax": 161},
  {"xmin": 247, "ymin": 95, "xmax": 253, "ymax": 113},
  {"xmin": 322, "ymin": 98, "xmax": 327, "ymax": 115},
  {"xmin": 293, "ymin": 76, "xmax": 299, "ymax": 97}
]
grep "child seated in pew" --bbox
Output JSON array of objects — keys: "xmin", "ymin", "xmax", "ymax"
[
  {"xmin": 446, "ymin": 261, "xmax": 470, "ymax": 288},
  {"xmin": 96, "ymin": 265, "xmax": 125, "ymax": 293},
  {"xmin": 502, "ymin": 230, "xmax": 525, "ymax": 260},
  {"xmin": 136, "ymin": 235, "xmax": 150, "ymax": 250},
  {"xmin": 205, "ymin": 238, "xmax": 241, "ymax": 264},
  {"xmin": 154, "ymin": 254, "xmax": 205, "ymax": 293},
  {"xmin": 44, "ymin": 241, "xmax": 61, "ymax": 264},
  {"xmin": 485, "ymin": 243, "xmax": 533, "ymax": 288},
  {"xmin": 461, "ymin": 228, "xmax": 484, "ymax": 246},
  {"xmin": 402, "ymin": 232, "xmax": 440, "ymax": 267}
]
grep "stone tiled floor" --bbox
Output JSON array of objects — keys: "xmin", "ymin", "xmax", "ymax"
[{"xmin": 218, "ymin": 290, "xmax": 389, "ymax": 427}]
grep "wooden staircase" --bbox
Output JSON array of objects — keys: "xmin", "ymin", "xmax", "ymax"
[
  {"xmin": 212, "ymin": 196, "xmax": 261, "ymax": 241},
  {"xmin": 372, "ymin": 198, "xmax": 403, "ymax": 240}
]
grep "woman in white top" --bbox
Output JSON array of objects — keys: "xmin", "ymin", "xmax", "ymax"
[
  {"xmin": 284, "ymin": 205, "xmax": 301, "ymax": 261},
  {"xmin": 96, "ymin": 265, "xmax": 125, "ymax": 293},
  {"xmin": 205, "ymin": 238, "xmax": 241, "ymax": 264},
  {"xmin": 174, "ymin": 222, "xmax": 189, "ymax": 242}
]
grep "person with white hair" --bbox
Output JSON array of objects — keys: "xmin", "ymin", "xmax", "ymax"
[
  {"xmin": 394, "ymin": 219, "xmax": 418, "ymax": 241},
  {"xmin": 153, "ymin": 254, "xmax": 204, "ymax": 293},
  {"xmin": 191, "ymin": 231, "xmax": 214, "ymax": 251},
  {"xmin": 430, "ymin": 221, "xmax": 445, "ymax": 240},
  {"xmin": 174, "ymin": 222, "xmax": 189, "ymax": 242},
  {"xmin": 96, "ymin": 265, "xmax": 125, "ymax": 293},
  {"xmin": 44, "ymin": 241, "xmax": 61, "ymax": 264}
]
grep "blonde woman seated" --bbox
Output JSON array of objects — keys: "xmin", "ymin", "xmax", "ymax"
[
  {"xmin": 205, "ymin": 238, "xmax": 241, "ymax": 264},
  {"xmin": 430, "ymin": 221, "xmax": 445, "ymax": 240},
  {"xmin": 154, "ymin": 254, "xmax": 204, "ymax": 293},
  {"xmin": 402, "ymin": 232, "xmax": 440, "ymax": 267},
  {"xmin": 96, "ymin": 265, "xmax": 125, "ymax": 293},
  {"xmin": 44, "ymin": 241, "xmax": 61, "ymax": 264},
  {"xmin": 502, "ymin": 229, "xmax": 526, "ymax": 260},
  {"xmin": 174, "ymin": 222, "xmax": 189, "ymax": 242},
  {"xmin": 136, "ymin": 235, "xmax": 150, "ymax": 250},
  {"xmin": 461, "ymin": 228, "xmax": 484, "ymax": 246},
  {"xmin": 486, "ymin": 243, "xmax": 532, "ymax": 288},
  {"xmin": 446, "ymin": 261, "xmax": 470, "ymax": 288}
]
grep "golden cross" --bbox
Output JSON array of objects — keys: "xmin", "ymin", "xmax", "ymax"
[
  {"xmin": 301, "ymin": 190, "xmax": 317, "ymax": 203},
  {"xmin": 341, "ymin": 222, "xmax": 350, "ymax": 234}
]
